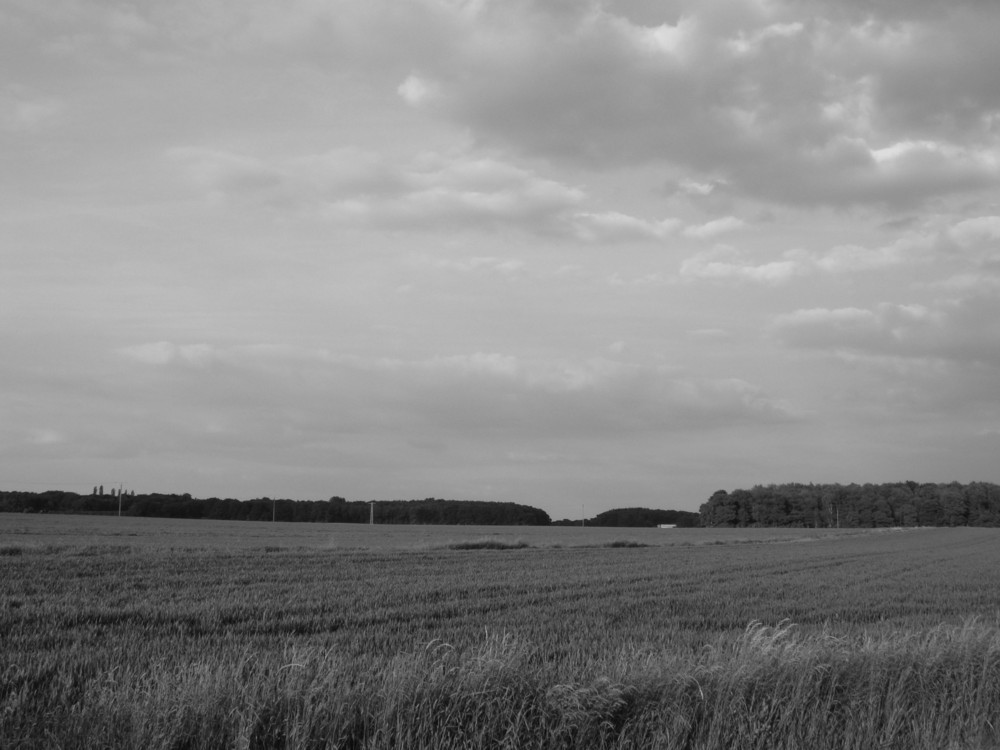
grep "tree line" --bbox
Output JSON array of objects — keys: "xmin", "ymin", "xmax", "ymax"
[
  {"xmin": 699, "ymin": 481, "xmax": 1000, "ymax": 528},
  {"xmin": 0, "ymin": 490, "xmax": 551, "ymax": 525},
  {"xmin": 552, "ymin": 507, "xmax": 700, "ymax": 527}
]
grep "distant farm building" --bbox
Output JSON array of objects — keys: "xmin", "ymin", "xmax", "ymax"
[{"xmin": 658, "ymin": 524, "xmax": 677, "ymax": 529}]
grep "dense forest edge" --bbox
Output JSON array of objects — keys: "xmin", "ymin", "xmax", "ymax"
[
  {"xmin": 0, "ymin": 491, "xmax": 551, "ymax": 525},
  {"xmin": 7, "ymin": 481, "xmax": 999, "ymax": 527},
  {"xmin": 0, "ymin": 490, "xmax": 703, "ymax": 527},
  {"xmin": 700, "ymin": 481, "xmax": 1000, "ymax": 527}
]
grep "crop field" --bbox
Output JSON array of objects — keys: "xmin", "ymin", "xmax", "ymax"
[
  {"xmin": 0, "ymin": 513, "xmax": 871, "ymax": 550},
  {"xmin": 3, "ymin": 516, "xmax": 1000, "ymax": 749}
]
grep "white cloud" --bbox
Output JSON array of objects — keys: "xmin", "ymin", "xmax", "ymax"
[
  {"xmin": 119, "ymin": 342, "xmax": 216, "ymax": 367},
  {"xmin": 115, "ymin": 343, "xmax": 800, "ymax": 437},
  {"xmin": 809, "ymin": 243, "xmax": 905, "ymax": 273},
  {"xmin": 773, "ymin": 306, "xmax": 899, "ymax": 350},
  {"xmin": 323, "ymin": 154, "xmax": 586, "ymax": 232},
  {"xmin": 680, "ymin": 247, "xmax": 803, "ymax": 285},
  {"xmin": 682, "ymin": 216, "xmax": 746, "ymax": 239},
  {"xmin": 798, "ymin": 214, "xmax": 1000, "ymax": 275},
  {"xmin": 169, "ymin": 145, "xmax": 681, "ymax": 242},
  {"xmin": 773, "ymin": 293, "xmax": 1000, "ymax": 368},
  {"xmin": 726, "ymin": 20, "xmax": 805, "ymax": 56},
  {"xmin": 398, "ymin": 73, "xmax": 441, "ymax": 106},
  {"xmin": 677, "ymin": 178, "xmax": 718, "ymax": 196},
  {"xmin": 768, "ymin": 288, "xmax": 1000, "ymax": 423},
  {"xmin": 948, "ymin": 216, "xmax": 1000, "ymax": 249},
  {"xmin": 807, "ymin": 229, "xmax": 936, "ymax": 273},
  {"xmin": 570, "ymin": 211, "xmax": 681, "ymax": 243},
  {"xmin": 679, "ymin": 214, "xmax": 996, "ymax": 284}
]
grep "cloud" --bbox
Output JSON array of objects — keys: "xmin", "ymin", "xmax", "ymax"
[
  {"xmin": 772, "ymin": 293, "xmax": 1000, "ymax": 368},
  {"xmin": 807, "ymin": 242, "xmax": 911, "ymax": 274},
  {"xmin": 168, "ymin": 145, "xmax": 681, "ymax": 242},
  {"xmin": 679, "ymin": 213, "xmax": 1000, "ymax": 284},
  {"xmin": 119, "ymin": 341, "xmax": 217, "ymax": 367},
  {"xmin": 115, "ymin": 343, "xmax": 800, "ymax": 438},
  {"xmin": 680, "ymin": 249, "xmax": 803, "ymax": 285},
  {"xmin": 781, "ymin": 228, "xmax": 937, "ymax": 275},
  {"xmin": 424, "ymin": 255, "xmax": 527, "ymax": 276},
  {"xmin": 322, "ymin": 153, "xmax": 587, "ymax": 233},
  {"xmin": 0, "ymin": 86, "xmax": 63, "ymax": 131},
  {"xmin": 922, "ymin": 274, "xmax": 1000, "ymax": 295},
  {"xmin": 947, "ymin": 216, "xmax": 1000, "ymax": 264},
  {"xmin": 681, "ymin": 216, "xmax": 746, "ymax": 240},
  {"xmin": 168, "ymin": 147, "xmax": 284, "ymax": 200},
  {"xmin": 570, "ymin": 211, "xmax": 681, "ymax": 242},
  {"xmin": 773, "ymin": 306, "xmax": 894, "ymax": 349},
  {"xmin": 809, "ymin": 214, "xmax": 1000, "ymax": 274},
  {"xmin": 376, "ymin": 0, "xmax": 1000, "ymax": 209},
  {"xmin": 768, "ymin": 289, "xmax": 1000, "ymax": 421},
  {"xmin": 21, "ymin": 0, "xmax": 1000, "ymax": 210},
  {"xmin": 397, "ymin": 73, "xmax": 441, "ymax": 106},
  {"xmin": 839, "ymin": 7, "xmax": 1000, "ymax": 142}
]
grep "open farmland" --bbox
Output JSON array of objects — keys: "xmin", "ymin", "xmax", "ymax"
[
  {"xmin": 3, "ymin": 516, "xmax": 1000, "ymax": 748},
  {"xmin": 0, "ymin": 513, "xmax": 870, "ymax": 550}
]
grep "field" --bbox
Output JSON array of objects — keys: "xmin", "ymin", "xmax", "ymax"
[
  {"xmin": 3, "ymin": 515, "xmax": 1000, "ymax": 749},
  {"xmin": 0, "ymin": 513, "xmax": 870, "ymax": 550}
]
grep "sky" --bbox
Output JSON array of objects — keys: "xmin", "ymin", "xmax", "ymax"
[{"xmin": 2, "ymin": 0, "xmax": 999, "ymax": 519}]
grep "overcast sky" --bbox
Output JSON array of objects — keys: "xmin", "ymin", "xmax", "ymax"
[{"xmin": 3, "ymin": 0, "xmax": 999, "ymax": 518}]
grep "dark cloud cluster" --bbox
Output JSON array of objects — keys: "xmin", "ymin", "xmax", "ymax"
[{"xmin": 379, "ymin": 0, "xmax": 1000, "ymax": 209}]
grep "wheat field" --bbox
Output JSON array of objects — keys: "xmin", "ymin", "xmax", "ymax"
[{"xmin": 3, "ymin": 516, "xmax": 1000, "ymax": 748}]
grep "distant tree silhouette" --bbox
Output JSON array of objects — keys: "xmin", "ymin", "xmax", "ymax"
[
  {"xmin": 0, "ymin": 491, "xmax": 551, "ymax": 525},
  {"xmin": 699, "ymin": 482, "xmax": 1000, "ymax": 528}
]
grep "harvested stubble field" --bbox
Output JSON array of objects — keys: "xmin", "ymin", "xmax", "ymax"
[{"xmin": 3, "ymin": 516, "xmax": 1000, "ymax": 749}]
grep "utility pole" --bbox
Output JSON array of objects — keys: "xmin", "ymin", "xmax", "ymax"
[
  {"xmin": 118, "ymin": 484, "xmax": 123, "ymax": 517},
  {"xmin": 369, "ymin": 501, "xmax": 374, "ymax": 525}
]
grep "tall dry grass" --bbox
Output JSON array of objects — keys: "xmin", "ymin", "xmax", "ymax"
[{"xmin": 5, "ymin": 621, "xmax": 1000, "ymax": 749}]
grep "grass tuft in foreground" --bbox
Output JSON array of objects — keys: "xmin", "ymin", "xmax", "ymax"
[{"xmin": 5, "ymin": 621, "xmax": 1000, "ymax": 749}]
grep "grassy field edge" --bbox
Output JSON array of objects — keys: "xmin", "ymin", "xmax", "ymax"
[{"xmin": 5, "ymin": 619, "xmax": 1000, "ymax": 749}]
